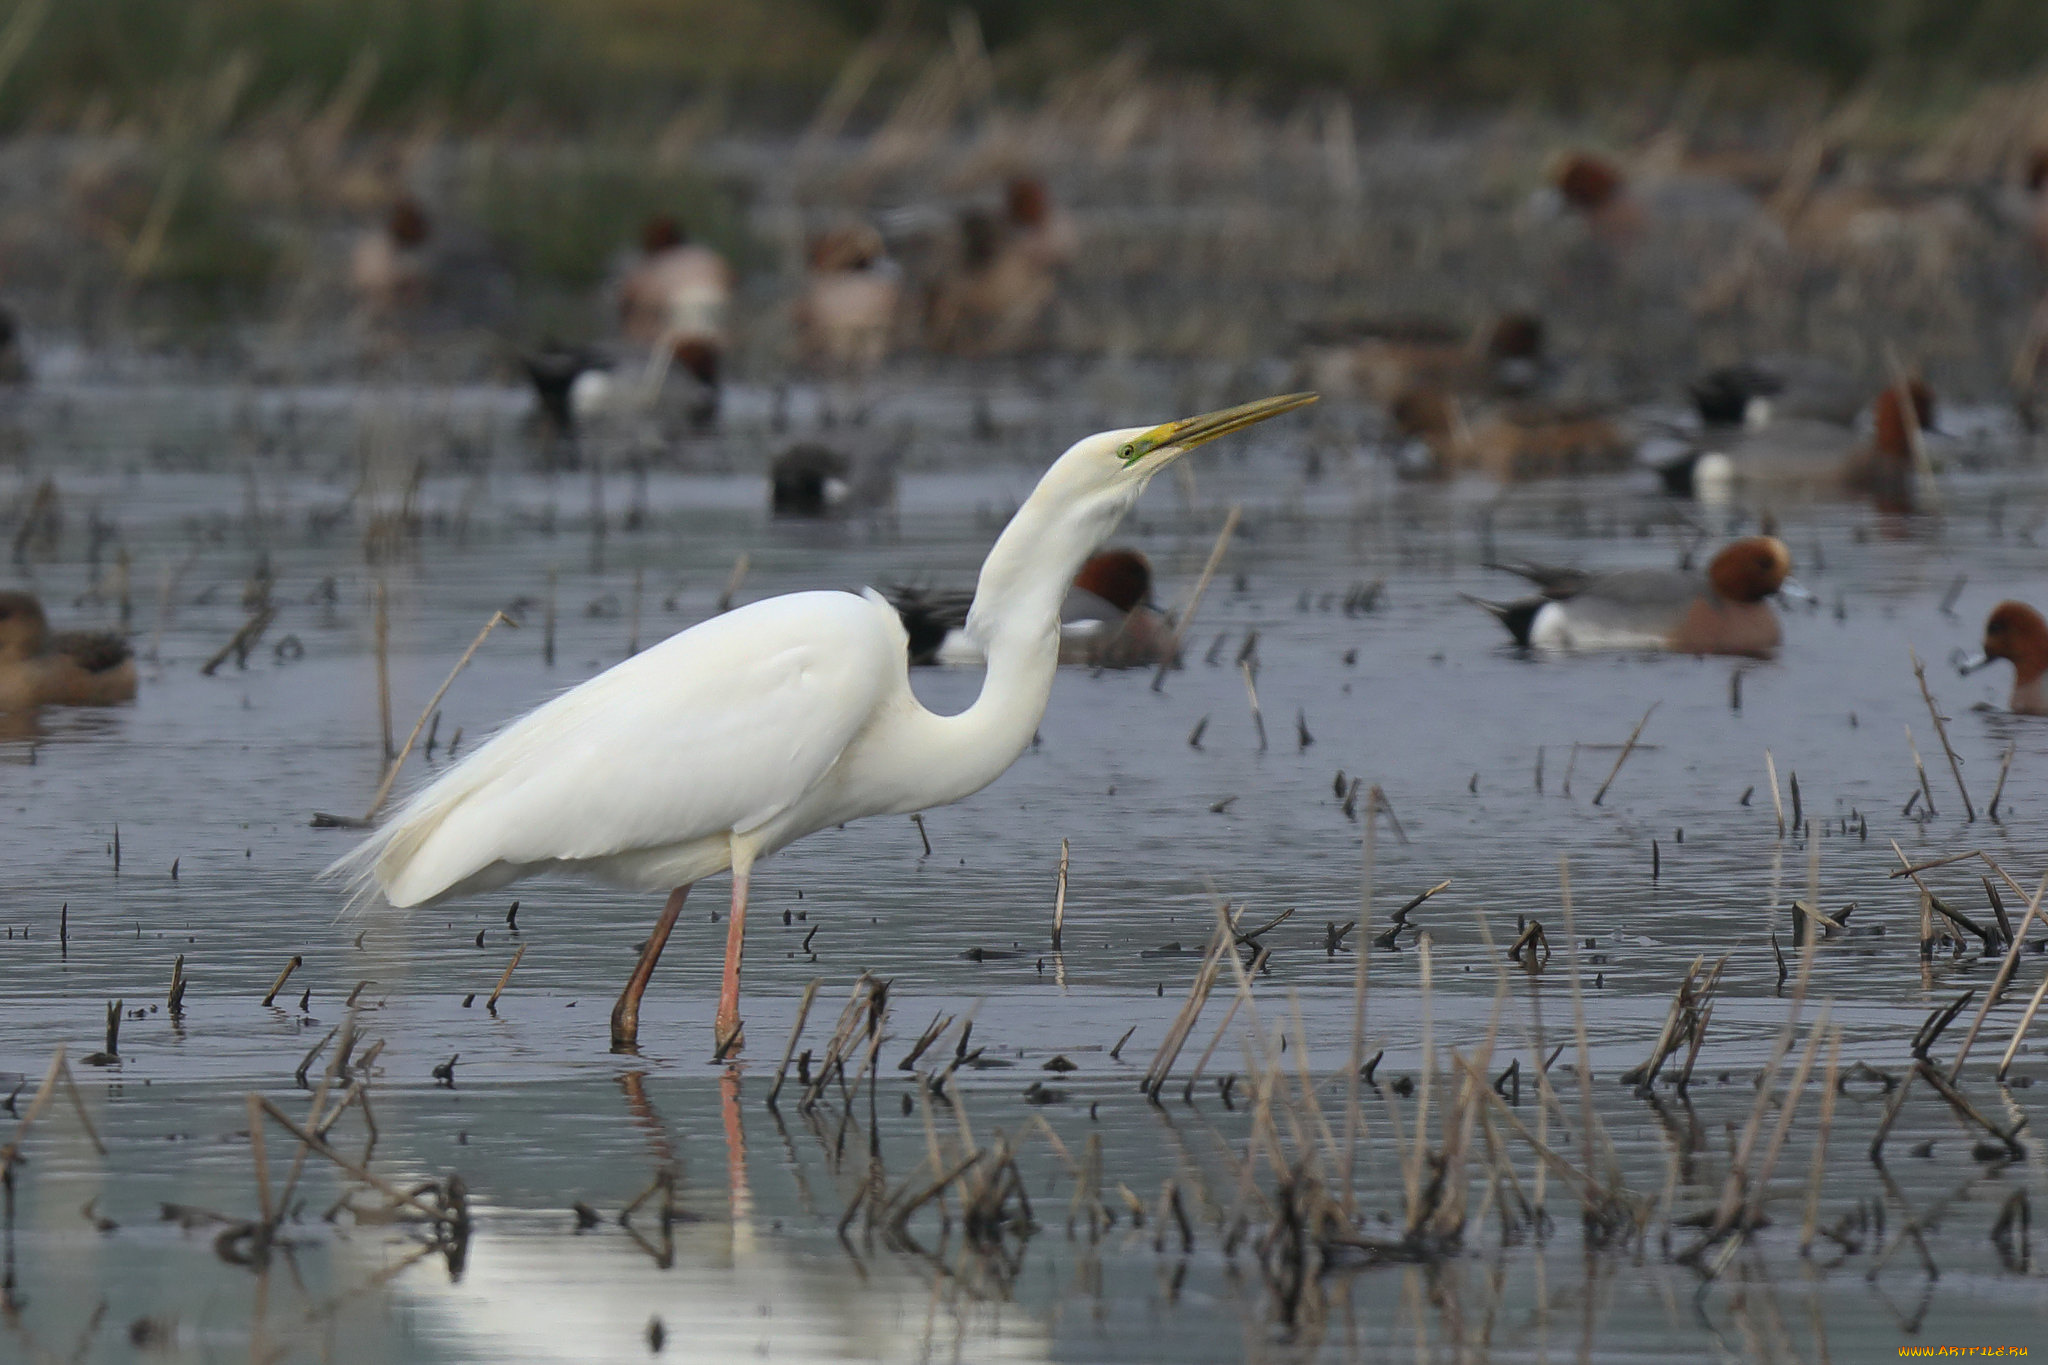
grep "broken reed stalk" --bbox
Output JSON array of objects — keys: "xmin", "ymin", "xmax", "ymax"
[
  {"xmin": 1239, "ymin": 660, "xmax": 1267, "ymax": 751},
  {"xmin": 1152, "ymin": 503, "xmax": 1240, "ymax": 690},
  {"xmin": 718, "ymin": 552, "xmax": 750, "ymax": 613},
  {"xmin": 246, "ymin": 1092, "xmax": 275, "ymax": 1226},
  {"xmin": 486, "ymin": 943, "xmax": 526, "ymax": 1010},
  {"xmin": 262, "ymin": 955, "xmax": 302, "ymax": 1007},
  {"xmin": 1590, "ymin": 703, "xmax": 1657, "ymax": 806},
  {"xmin": 1, "ymin": 1047, "xmax": 107, "ymax": 1179},
  {"xmin": 543, "ymin": 566, "xmax": 557, "ymax": 665},
  {"xmin": 1946, "ymin": 869, "xmax": 2048, "ymax": 1081},
  {"xmin": 1340, "ymin": 785, "xmax": 1377, "ymax": 1199},
  {"xmin": 761, "ymin": 978, "xmax": 815, "ymax": 1105},
  {"xmin": 254, "ymin": 1096, "xmax": 455, "ymax": 1226},
  {"xmin": 1051, "ymin": 838, "xmax": 1068, "ymax": 951},
  {"xmin": 373, "ymin": 581, "xmax": 394, "ymax": 761},
  {"xmin": 1996, "ymin": 969, "xmax": 2048, "ymax": 1081},
  {"xmin": 628, "ymin": 567, "xmax": 643, "ymax": 657},
  {"xmin": 1904, "ymin": 724, "xmax": 1939, "ymax": 819},
  {"xmin": 1765, "ymin": 749, "xmax": 1786, "ymax": 837},
  {"xmin": 1910, "ymin": 650, "xmax": 1974, "ymax": 822},
  {"xmin": 1989, "ymin": 743, "xmax": 2015, "ymax": 821},
  {"xmin": 1141, "ymin": 919, "xmax": 1235, "ymax": 1099},
  {"xmin": 1740, "ymin": 1006, "xmax": 1830, "ymax": 1234},
  {"xmin": 363, "ymin": 610, "xmax": 515, "ymax": 821}
]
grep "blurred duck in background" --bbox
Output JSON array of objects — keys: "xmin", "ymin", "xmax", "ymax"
[
  {"xmin": 926, "ymin": 176, "xmax": 1077, "ymax": 355},
  {"xmin": 350, "ymin": 196, "xmax": 433, "ymax": 320},
  {"xmin": 768, "ymin": 443, "xmax": 898, "ymax": 519},
  {"xmin": 795, "ymin": 223, "xmax": 900, "ymax": 374},
  {"xmin": 618, "ymin": 216, "xmax": 731, "ymax": 426},
  {"xmin": 0, "ymin": 591, "xmax": 135, "ymax": 711},
  {"xmin": 887, "ymin": 548, "xmax": 1173, "ymax": 669},
  {"xmin": 1297, "ymin": 312, "xmax": 1547, "ymax": 406}
]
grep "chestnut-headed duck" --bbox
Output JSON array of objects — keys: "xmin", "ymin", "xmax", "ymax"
[
  {"xmin": 618, "ymin": 216, "xmax": 731, "ymax": 420},
  {"xmin": 1467, "ymin": 536, "xmax": 1802, "ymax": 658},
  {"xmin": 795, "ymin": 224, "xmax": 901, "ymax": 374},
  {"xmin": 1299, "ymin": 313, "xmax": 1546, "ymax": 406},
  {"xmin": 1654, "ymin": 380, "xmax": 1935, "ymax": 511},
  {"xmin": 0, "ymin": 592, "xmax": 136, "ymax": 711},
  {"xmin": 1553, "ymin": 152, "xmax": 1644, "ymax": 241},
  {"xmin": 925, "ymin": 176, "xmax": 1077, "ymax": 355},
  {"xmin": 351, "ymin": 197, "xmax": 433, "ymax": 318},
  {"xmin": 1393, "ymin": 389, "xmax": 1632, "ymax": 482},
  {"xmin": 888, "ymin": 549, "xmax": 1173, "ymax": 670},
  {"xmin": 1957, "ymin": 601, "xmax": 2048, "ymax": 715}
]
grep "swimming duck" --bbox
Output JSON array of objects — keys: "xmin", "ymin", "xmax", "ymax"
[
  {"xmin": 925, "ymin": 176, "xmax": 1077, "ymax": 355},
  {"xmin": 1653, "ymin": 380, "xmax": 1935, "ymax": 510},
  {"xmin": 617, "ymin": 216, "xmax": 731, "ymax": 423},
  {"xmin": 768, "ymin": 444, "xmax": 897, "ymax": 519},
  {"xmin": 1299, "ymin": 313, "xmax": 1546, "ymax": 406},
  {"xmin": 0, "ymin": 591, "xmax": 136, "ymax": 711},
  {"xmin": 1957, "ymin": 601, "xmax": 2048, "ymax": 715},
  {"xmin": 887, "ymin": 548, "xmax": 1173, "ymax": 669},
  {"xmin": 1392, "ymin": 389, "xmax": 1632, "ymax": 482},
  {"xmin": 795, "ymin": 223, "xmax": 900, "ymax": 374},
  {"xmin": 350, "ymin": 196, "xmax": 433, "ymax": 319},
  {"xmin": 1467, "ymin": 536, "xmax": 1801, "ymax": 658},
  {"xmin": 1552, "ymin": 151, "xmax": 1644, "ymax": 242}
]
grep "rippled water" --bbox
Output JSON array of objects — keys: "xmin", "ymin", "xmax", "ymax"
[{"xmin": 2, "ymin": 379, "xmax": 2047, "ymax": 1361}]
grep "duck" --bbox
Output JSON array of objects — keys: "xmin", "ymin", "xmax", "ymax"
[
  {"xmin": 520, "ymin": 340, "xmax": 610, "ymax": 441},
  {"xmin": 1552, "ymin": 151, "xmax": 1645, "ymax": 242},
  {"xmin": 886, "ymin": 548, "xmax": 1173, "ymax": 669},
  {"xmin": 350, "ymin": 196, "xmax": 433, "ymax": 319},
  {"xmin": 794, "ymin": 223, "xmax": 900, "ymax": 374},
  {"xmin": 1957, "ymin": 601, "xmax": 2048, "ymax": 715},
  {"xmin": 617, "ymin": 216, "xmax": 731, "ymax": 424},
  {"xmin": 0, "ymin": 591, "xmax": 136, "ymax": 711},
  {"xmin": 925, "ymin": 176, "xmax": 1077, "ymax": 355},
  {"xmin": 767, "ymin": 444, "xmax": 897, "ymax": 519},
  {"xmin": 1652, "ymin": 380, "xmax": 1936, "ymax": 510},
  {"xmin": 1686, "ymin": 356, "xmax": 1866, "ymax": 430},
  {"xmin": 1298, "ymin": 312, "xmax": 1546, "ymax": 406},
  {"xmin": 1391, "ymin": 388, "xmax": 1632, "ymax": 482},
  {"xmin": 1466, "ymin": 536, "xmax": 1801, "ymax": 658}
]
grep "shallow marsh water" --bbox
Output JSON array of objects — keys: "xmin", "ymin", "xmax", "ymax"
[{"xmin": 3, "ymin": 377, "xmax": 2048, "ymax": 1362}]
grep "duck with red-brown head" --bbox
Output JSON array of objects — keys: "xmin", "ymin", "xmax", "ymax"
[
  {"xmin": 795, "ymin": 222, "xmax": 900, "ymax": 375},
  {"xmin": 927, "ymin": 174, "xmax": 1077, "ymax": 355},
  {"xmin": 1958, "ymin": 601, "xmax": 2048, "ymax": 715},
  {"xmin": 1553, "ymin": 152, "xmax": 1643, "ymax": 242},
  {"xmin": 886, "ymin": 548, "xmax": 1173, "ymax": 669},
  {"xmin": 1468, "ymin": 535, "xmax": 1802, "ymax": 658},
  {"xmin": 618, "ymin": 214, "xmax": 733, "ymax": 424},
  {"xmin": 351, "ymin": 194, "xmax": 433, "ymax": 319},
  {"xmin": 0, "ymin": 591, "xmax": 137, "ymax": 711}
]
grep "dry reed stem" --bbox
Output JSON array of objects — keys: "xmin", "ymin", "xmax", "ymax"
[
  {"xmin": 364, "ymin": 610, "xmax": 515, "ymax": 820},
  {"xmin": 1590, "ymin": 704, "xmax": 1656, "ymax": 806},
  {"xmin": 1946, "ymin": 869, "xmax": 2048, "ymax": 1080},
  {"xmin": 262, "ymin": 956, "xmax": 302, "ymax": 1007},
  {"xmin": 246, "ymin": 1092, "xmax": 275, "ymax": 1227},
  {"xmin": 1340, "ymin": 786, "xmax": 1376, "ymax": 1200},
  {"xmin": 1741, "ymin": 1007, "xmax": 1831, "ymax": 1233},
  {"xmin": 1989, "ymin": 743, "xmax": 2016, "ymax": 821},
  {"xmin": 1911, "ymin": 649, "xmax": 1975, "ymax": 819},
  {"xmin": 718, "ymin": 552, "xmax": 750, "ymax": 613},
  {"xmin": 1995, "ymin": 969, "xmax": 2048, "ymax": 1081},
  {"xmin": 1765, "ymin": 749, "xmax": 1786, "ymax": 837},
  {"xmin": 373, "ymin": 582, "xmax": 393, "ymax": 761},
  {"xmin": 254, "ymin": 1097, "xmax": 455, "ymax": 1226},
  {"xmin": 486, "ymin": 943, "xmax": 526, "ymax": 1010},
  {"xmin": 1141, "ymin": 916, "xmax": 1235, "ymax": 1098},
  {"xmin": 1905, "ymin": 724, "xmax": 1939, "ymax": 819},
  {"xmin": 1799, "ymin": 1025, "xmax": 1844, "ymax": 1255},
  {"xmin": 1052, "ymin": 838, "xmax": 1068, "ymax": 950},
  {"xmin": 1152, "ymin": 504, "xmax": 1240, "ymax": 690}
]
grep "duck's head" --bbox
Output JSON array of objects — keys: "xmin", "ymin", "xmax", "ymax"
[
  {"xmin": 1073, "ymin": 549, "xmax": 1153, "ymax": 614},
  {"xmin": 1960, "ymin": 601, "xmax": 2048, "ymax": 685},
  {"xmin": 1555, "ymin": 153, "xmax": 1626, "ymax": 214},
  {"xmin": 387, "ymin": 197, "xmax": 430, "ymax": 248},
  {"xmin": 1006, "ymin": 176, "xmax": 1052, "ymax": 228},
  {"xmin": 0, "ymin": 591, "xmax": 49, "ymax": 662},
  {"xmin": 1707, "ymin": 536, "xmax": 1799, "ymax": 605},
  {"xmin": 641, "ymin": 215, "xmax": 686, "ymax": 254}
]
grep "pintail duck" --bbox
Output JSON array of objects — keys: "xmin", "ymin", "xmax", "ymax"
[
  {"xmin": 1467, "ymin": 536, "xmax": 1803, "ymax": 658},
  {"xmin": 0, "ymin": 591, "xmax": 136, "ymax": 711},
  {"xmin": 795, "ymin": 224, "xmax": 900, "ymax": 374}
]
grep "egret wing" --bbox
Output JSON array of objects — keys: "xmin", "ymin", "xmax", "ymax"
[{"xmin": 338, "ymin": 591, "xmax": 904, "ymax": 906}]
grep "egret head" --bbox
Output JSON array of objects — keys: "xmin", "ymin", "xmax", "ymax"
[{"xmin": 1036, "ymin": 393, "xmax": 1317, "ymax": 542}]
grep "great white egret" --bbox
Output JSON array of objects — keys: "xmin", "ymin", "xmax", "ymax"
[
  {"xmin": 1956, "ymin": 601, "xmax": 2048, "ymax": 715},
  {"xmin": 1465, "ymin": 535, "xmax": 1800, "ymax": 658},
  {"xmin": 0, "ymin": 591, "xmax": 137, "ymax": 711},
  {"xmin": 332, "ymin": 392, "xmax": 1316, "ymax": 1055}
]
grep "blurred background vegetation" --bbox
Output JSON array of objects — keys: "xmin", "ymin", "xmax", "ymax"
[{"xmin": 4, "ymin": 0, "xmax": 2047, "ymax": 133}]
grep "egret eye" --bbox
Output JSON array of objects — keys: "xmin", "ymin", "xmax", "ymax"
[{"xmin": 1118, "ymin": 443, "xmax": 1137, "ymax": 462}]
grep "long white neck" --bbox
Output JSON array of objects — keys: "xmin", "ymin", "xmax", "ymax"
[{"xmin": 885, "ymin": 477, "xmax": 1134, "ymax": 811}]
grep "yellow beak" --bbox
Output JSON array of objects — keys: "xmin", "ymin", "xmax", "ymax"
[{"xmin": 1119, "ymin": 392, "xmax": 1319, "ymax": 466}]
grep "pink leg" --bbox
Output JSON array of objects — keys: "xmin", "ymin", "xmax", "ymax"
[
  {"xmin": 713, "ymin": 863, "xmax": 751, "ymax": 1060},
  {"xmin": 611, "ymin": 884, "xmax": 691, "ymax": 1050}
]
